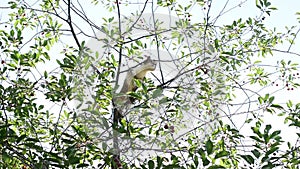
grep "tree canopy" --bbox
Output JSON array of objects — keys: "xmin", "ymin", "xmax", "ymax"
[{"xmin": 0, "ymin": 0, "xmax": 300, "ymax": 168}]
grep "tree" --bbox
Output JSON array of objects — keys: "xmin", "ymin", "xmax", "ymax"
[{"xmin": 0, "ymin": 0, "xmax": 299, "ymax": 168}]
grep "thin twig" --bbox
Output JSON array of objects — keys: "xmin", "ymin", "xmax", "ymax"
[{"xmin": 67, "ymin": 0, "xmax": 81, "ymax": 49}]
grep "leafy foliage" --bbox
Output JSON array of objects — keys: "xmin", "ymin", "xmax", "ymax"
[{"xmin": 0, "ymin": 0, "xmax": 299, "ymax": 168}]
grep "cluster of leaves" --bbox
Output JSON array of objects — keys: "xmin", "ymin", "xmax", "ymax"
[
  {"xmin": 0, "ymin": 0, "xmax": 299, "ymax": 168},
  {"xmin": 0, "ymin": 1, "xmax": 112, "ymax": 168}
]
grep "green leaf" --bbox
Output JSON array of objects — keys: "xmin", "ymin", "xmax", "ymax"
[
  {"xmin": 269, "ymin": 130, "xmax": 281, "ymax": 139},
  {"xmin": 69, "ymin": 156, "xmax": 80, "ymax": 164},
  {"xmin": 193, "ymin": 155, "xmax": 199, "ymax": 167},
  {"xmin": 208, "ymin": 165, "xmax": 226, "ymax": 169},
  {"xmin": 102, "ymin": 142, "xmax": 108, "ymax": 151},
  {"xmin": 262, "ymin": 162, "xmax": 275, "ymax": 169},
  {"xmin": 198, "ymin": 148, "xmax": 205, "ymax": 156},
  {"xmin": 270, "ymin": 104, "xmax": 283, "ymax": 109},
  {"xmin": 140, "ymin": 111, "xmax": 154, "ymax": 118},
  {"xmin": 251, "ymin": 131, "xmax": 263, "ymax": 141},
  {"xmin": 148, "ymin": 160, "xmax": 155, "ymax": 169},
  {"xmin": 108, "ymin": 17, "xmax": 114, "ymax": 22},
  {"xmin": 215, "ymin": 150, "xmax": 229, "ymax": 159},
  {"xmin": 77, "ymin": 163, "xmax": 89, "ymax": 167},
  {"xmin": 16, "ymin": 134, "xmax": 27, "ymax": 143},
  {"xmin": 205, "ymin": 139, "xmax": 213, "ymax": 155},
  {"xmin": 296, "ymin": 103, "xmax": 300, "ymax": 109},
  {"xmin": 2, "ymin": 152, "xmax": 11, "ymax": 163},
  {"xmin": 101, "ymin": 117, "xmax": 109, "ymax": 129},
  {"xmin": 152, "ymin": 88, "xmax": 163, "ymax": 98},
  {"xmin": 214, "ymin": 39, "xmax": 219, "ymax": 49},
  {"xmin": 240, "ymin": 154, "xmax": 255, "ymax": 164},
  {"xmin": 258, "ymin": 96, "xmax": 264, "ymax": 104},
  {"xmin": 251, "ymin": 149, "xmax": 261, "ymax": 158},
  {"xmin": 135, "ymin": 40, "xmax": 143, "ymax": 47},
  {"xmin": 159, "ymin": 97, "xmax": 169, "ymax": 104},
  {"xmin": 268, "ymin": 7, "xmax": 277, "ymax": 10},
  {"xmin": 129, "ymin": 92, "xmax": 142, "ymax": 100},
  {"xmin": 202, "ymin": 157, "xmax": 210, "ymax": 166},
  {"xmin": 264, "ymin": 125, "xmax": 271, "ymax": 134},
  {"xmin": 268, "ymin": 96, "xmax": 274, "ymax": 103},
  {"xmin": 287, "ymin": 100, "xmax": 293, "ymax": 108},
  {"xmin": 208, "ymin": 44, "xmax": 215, "ymax": 53},
  {"xmin": 156, "ymin": 156, "xmax": 163, "ymax": 169},
  {"xmin": 10, "ymin": 29, "xmax": 14, "ymax": 37},
  {"xmin": 266, "ymin": 146, "xmax": 279, "ymax": 156},
  {"xmin": 46, "ymin": 157, "xmax": 62, "ymax": 164},
  {"xmin": 220, "ymin": 55, "xmax": 229, "ymax": 64},
  {"xmin": 8, "ymin": 1, "xmax": 17, "ymax": 8}
]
